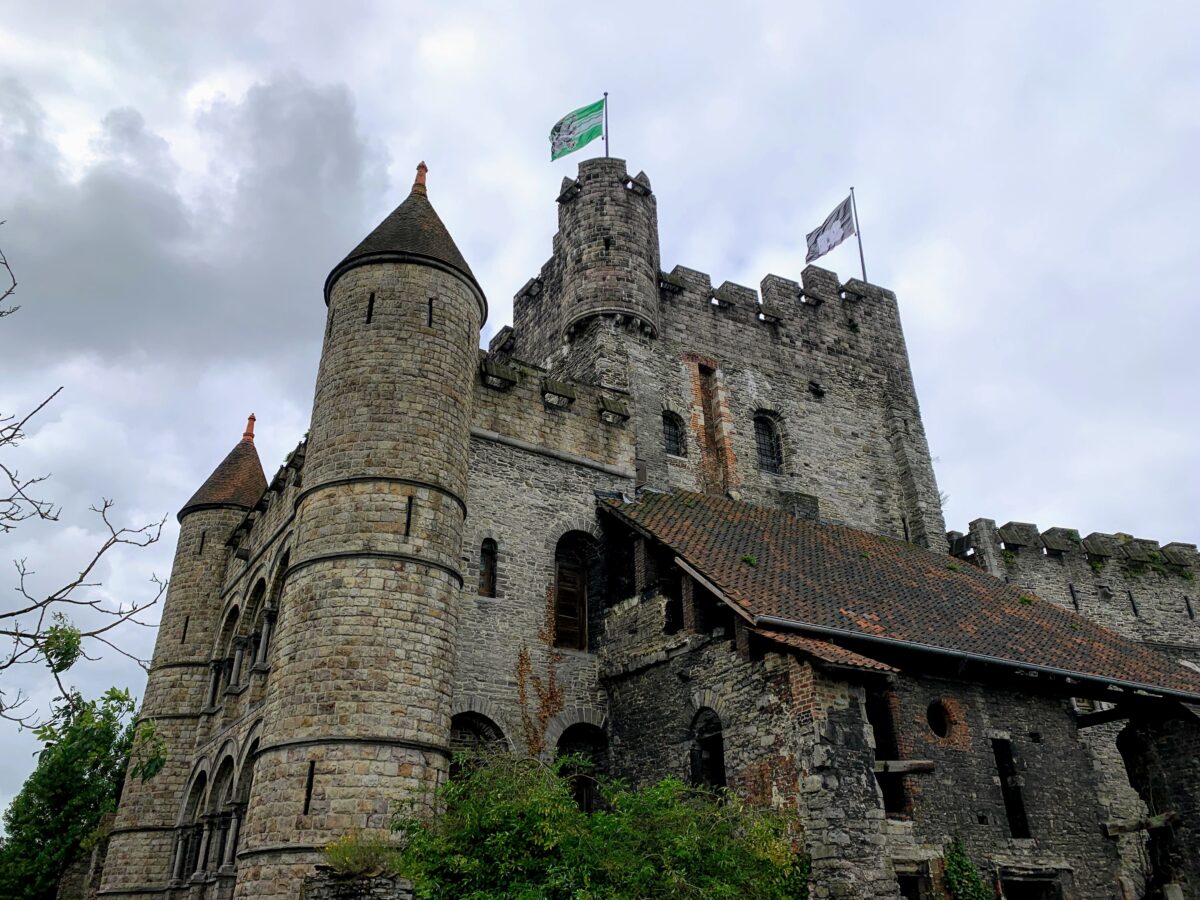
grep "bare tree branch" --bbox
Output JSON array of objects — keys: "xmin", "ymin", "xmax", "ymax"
[{"xmin": 0, "ymin": 225, "xmax": 168, "ymax": 726}]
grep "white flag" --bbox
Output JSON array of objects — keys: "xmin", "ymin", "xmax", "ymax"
[{"xmin": 806, "ymin": 195, "xmax": 856, "ymax": 263}]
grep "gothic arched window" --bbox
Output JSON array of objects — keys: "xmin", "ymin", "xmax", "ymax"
[
  {"xmin": 753, "ymin": 413, "xmax": 784, "ymax": 475},
  {"xmin": 478, "ymin": 539, "xmax": 498, "ymax": 598},
  {"xmin": 662, "ymin": 411, "xmax": 687, "ymax": 458}
]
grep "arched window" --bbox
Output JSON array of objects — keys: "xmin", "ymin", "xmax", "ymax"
[
  {"xmin": 662, "ymin": 411, "xmax": 687, "ymax": 457},
  {"xmin": 449, "ymin": 712, "xmax": 506, "ymax": 779},
  {"xmin": 557, "ymin": 723, "xmax": 608, "ymax": 812},
  {"xmin": 689, "ymin": 708, "xmax": 727, "ymax": 789},
  {"xmin": 554, "ymin": 533, "xmax": 594, "ymax": 651},
  {"xmin": 753, "ymin": 413, "xmax": 784, "ymax": 474},
  {"xmin": 478, "ymin": 539, "xmax": 498, "ymax": 598},
  {"xmin": 207, "ymin": 758, "xmax": 236, "ymax": 877},
  {"xmin": 174, "ymin": 772, "xmax": 207, "ymax": 882}
]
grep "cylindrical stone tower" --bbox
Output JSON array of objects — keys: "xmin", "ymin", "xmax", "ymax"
[
  {"xmin": 555, "ymin": 157, "xmax": 661, "ymax": 340},
  {"xmin": 101, "ymin": 419, "xmax": 266, "ymax": 898},
  {"xmin": 237, "ymin": 163, "xmax": 485, "ymax": 898}
]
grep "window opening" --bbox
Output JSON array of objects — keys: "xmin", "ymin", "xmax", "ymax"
[
  {"xmin": 1187, "ymin": 597, "xmax": 1195, "ymax": 620},
  {"xmin": 180, "ymin": 615, "xmax": 189, "ymax": 644},
  {"xmin": 365, "ymin": 291, "xmax": 375, "ymax": 323},
  {"xmin": 557, "ymin": 723, "xmax": 607, "ymax": 812},
  {"xmin": 405, "ymin": 496, "xmax": 413, "ymax": 537},
  {"xmin": 991, "ymin": 738, "xmax": 1031, "ymax": 838},
  {"xmin": 198, "ymin": 530, "xmax": 206, "ymax": 555},
  {"xmin": 689, "ymin": 708, "xmax": 727, "ymax": 789},
  {"xmin": 450, "ymin": 713, "xmax": 505, "ymax": 779},
  {"xmin": 553, "ymin": 537, "xmax": 589, "ymax": 651},
  {"xmin": 662, "ymin": 411, "xmax": 687, "ymax": 457},
  {"xmin": 1067, "ymin": 583, "xmax": 1080, "ymax": 612},
  {"xmin": 926, "ymin": 700, "xmax": 952, "ymax": 738},
  {"xmin": 427, "ymin": 297, "xmax": 434, "ymax": 327},
  {"xmin": 866, "ymin": 688, "xmax": 910, "ymax": 817},
  {"xmin": 303, "ymin": 760, "xmax": 316, "ymax": 814},
  {"xmin": 1127, "ymin": 590, "xmax": 1139, "ymax": 617},
  {"xmin": 478, "ymin": 539, "xmax": 498, "ymax": 598},
  {"xmin": 753, "ymin": 413, "xmax": 783, "ymax": 474},
  {"xmin": 1000, "ymin": 877, "xmax": 1064, "ymax": 900}
]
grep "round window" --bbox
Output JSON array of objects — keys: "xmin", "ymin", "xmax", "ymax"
[{"xmin": 927, "ymin": 700, "xmax": 952, "ymax": 738}]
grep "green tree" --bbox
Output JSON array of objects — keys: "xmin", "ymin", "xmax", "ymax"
[
  {"xmin": 377, "ymin": 753, "xmax": 808, "ymax": 900},
  {"xmin": 0, "ymin": 688, "xmax": 163, "ymax": 900}
]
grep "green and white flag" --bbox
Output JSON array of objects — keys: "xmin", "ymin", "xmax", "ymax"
[{"xmin": 550, "ymin": 98, "xmax": 605, "ymax": 160}]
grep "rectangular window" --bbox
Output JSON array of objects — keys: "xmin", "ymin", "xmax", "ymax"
[
  {"xmin": 198, "ymin": 530, "xmax": 206, "ymax": 555},
  {"xmin": 865, "ymin": 688, "xmax": 909, "ymax": 818},
  {"xmin": 365, "ymin": 291, "xmax": 375, "ymax": 323},
  {"xmin": 427, "ymin": 297, "xmax": 434, "ymax": 327},
  {"xmin": 992, "ymin": 738, "xmax": 1031, "ymax": 838},
  {"xmin": 180, "ymin": 615, "xmax": 189, "ymax": 644},
  {"xmin": 405, "ymin": 496, "xmax": 413, "ymax": 537}
]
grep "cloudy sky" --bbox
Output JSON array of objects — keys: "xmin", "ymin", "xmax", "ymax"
[{"xmin": 1, "ymin": 1, "xmax": 1198, "ymax": 817}]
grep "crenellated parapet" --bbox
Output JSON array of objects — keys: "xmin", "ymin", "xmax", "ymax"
[{"xmin": 951, "ymin": 518, "xmax": 1199, "ymax": 656}]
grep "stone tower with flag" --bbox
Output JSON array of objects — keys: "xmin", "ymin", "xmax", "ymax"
[{"xmin": 98, "ymin": 157, "xmax": 1200, "ymax": 900}]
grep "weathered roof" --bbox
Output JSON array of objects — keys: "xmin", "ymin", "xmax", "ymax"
[
  {"xmin": 324, "ymin": 163, "xmax": 481, "ymax": 303},
  {"xmin": 179, "ymin": 418, "xmax": 267, "ymax": 521},
  {"xmin": 600, "ymin": 491, "xmax": 1200, "ymax": 700}
]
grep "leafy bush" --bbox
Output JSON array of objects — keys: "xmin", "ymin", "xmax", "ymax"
[
  {"xmin": 391, "ymin": 753, "xmax": 808, "ymax": 899},
  {"xmin": 942, "ymin": 836, "xmax": 992, "ymax": 900},
  {"xmin": 0, "ymin": 688, "xmax": 163, "ymax": 900},
  {"xmin": 322, "ymin": 830, "xmax": 402, "ymax": 878}
]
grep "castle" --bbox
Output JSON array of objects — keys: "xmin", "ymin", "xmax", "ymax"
[{"xmin": 95, "ymin": 158, "xmax": 1200, "ymax": 899}]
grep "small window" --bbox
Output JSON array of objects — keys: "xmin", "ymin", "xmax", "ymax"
[
  {"xmin": 992, "ymin": 738, "xmax": 1031, "ymax": 838},
  {"xmin": 753, "ymin": 413, "xmax": 783, "ymax": 474},
  {"xmin": 927, "ymin": 700, "xmax": 952, "ymax": 738},
  {"xmin": 689, "ymin": 708, "xmax": 726, "ymax": 789},
  {"xmin": 478, "ymin": 539, "xmax": 498, "ymax": 598},
  {"xmin": 1187, "ymin": 597, "xmax": 1195, "ymax": 620},
  {"xmin": 662, "ymin": 411, "xmax": 687, "ymax": 457}
]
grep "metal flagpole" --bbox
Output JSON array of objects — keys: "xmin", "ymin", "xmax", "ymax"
[
  {"xmin": 849, "ymin": 186, "xmax": 866, "ymax": 282},
  {"xmin": 603, "ymin": 92, "xmax": 609, "ymax": 157}
]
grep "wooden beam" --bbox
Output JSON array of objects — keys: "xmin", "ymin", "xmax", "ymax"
[
  {"xmin": 874, "ymin": 760, "xmax": 935, "ymax": 775},
  {"xmin": 1104, "ymin": 811, "xmax": 1179, "ymax": 837},
  {"xmin": 1075, "ymin": 706, "xmax": 1132, "ymax": 729}
]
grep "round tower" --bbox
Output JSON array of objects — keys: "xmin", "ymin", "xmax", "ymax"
[
  {"xmin": 237, "ymin": 164, "xmax": 485, "ymax": 898},
  {"xmin": 102, "ymin": 418, "xmax": 266, "ymax": 897},
  {"xmin": 554, "ymin": 156, "xmax": 661, "ymax": 340}
]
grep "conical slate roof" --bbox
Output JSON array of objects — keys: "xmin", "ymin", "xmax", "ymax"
[
  {"xmin": 324, "ymin": 162, "xmax": 482, "ymax": 303},
  {"xmin": 179, "ymin": 415, "xmax": 267, "ymax": 521}
]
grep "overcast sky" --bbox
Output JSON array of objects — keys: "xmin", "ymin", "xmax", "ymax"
[{"xmin": 1, "ymin": 1, "xmax": 1198, "ymax": 820}]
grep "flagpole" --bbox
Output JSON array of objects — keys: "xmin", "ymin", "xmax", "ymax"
[
  {"xmin": 603, "ymin": 91, "xmax": 609, "ymax": 157},
  {"xmin": 849, "ymin": 186, "xmax": 866, "ymax": 283}
]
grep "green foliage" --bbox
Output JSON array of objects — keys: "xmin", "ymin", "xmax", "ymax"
[
  {"xmin": 1000, "ymin": 550, "xmax": 1016, "ymax": 565},
  {"xmin": 741, "ymin": 554, "xmax": 758, "ymax": 568},
  {"xmin": 323, "ymin": 830, "xmax": 402, "ymax": 877},
  {"xmin": 1017, "ymin": 595, "xmax": 1034, "ymax": 606},
  {"xmin": 41, "ymin": 613, "xmax": 82, "ymax": 674},
  {"xmin": 391, "ymin": 753, "xmax": 809, "ymax": 899},
  {"xmin": 945, "ymin": 562, "xmax": 961, "ymax": 572},
  {"xmin": 1088, "ymin": 557, "xmax": 1105, "ymax": 575},
  {"xmin": 942, "ymin": 836, "xmax": 991, "ymax": 900},
  {"xmin": 0, "ymin": 688, "xmax": 163, "ymax": 900}
]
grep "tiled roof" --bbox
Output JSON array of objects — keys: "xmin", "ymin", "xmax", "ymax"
[
  {"xmin": 758, "ymin": 630, "xmax": 897, "ymax": 673},
  {"xmin": 601, "ymin": 491, "xmax": 1200, "ymax": 700},
  {"xmin": 325, "ymin": 179, "xmax": 480, "ymax": 302},
  {"xmin": 179, "ymin": 437, "xmax": 267, "ymax": 521}
]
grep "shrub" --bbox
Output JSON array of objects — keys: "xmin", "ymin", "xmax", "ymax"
[
  {"xmin": 391, "ymin": 752, "xmax": 808, "ymax": 899},
  {"xmin": 942, "ymin": 836, "xmax": 991, "ymax": 900},
  {"xmin": 322, "ymin": 830, "xmax": 402, "ymax": 878}
]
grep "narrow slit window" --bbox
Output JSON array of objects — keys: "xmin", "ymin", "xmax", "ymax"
[
  {"xmin": 326, "ymin": 310, "xmax": 334, "ymax": 340},
  {"xmin": 405, "ymin": 496, "xmax": 414, "ymax": 536},
  {"xmin": 1128, "ymin": 590, "xmax": 1139, "ymax": 618},
  {"xmin": 478, "ymin": 539, "xmax": 498, "ymax": 598},
  {"xmin": 365, "ymin": 291, "xmax": 375, "ymax": 323},
  {"xmin": 1187, "ymin": 597, "xmax": 1195, "ymax": 620},
  {"xmin": 180, "ymin": 615, "xmax": 190, "ymax": 644},
  {"xmin": 991, "ymin": 739, "xmax": 1031, "ymax": 838},
  {"xmin": 427, "ymin": 297, "xmax": 434, "ymax": 327},
  {"xmin": 198, "ymin": 530, "xmax": 206, "ymax": 555},
  {"xmin": 303, "ymin": 760, "xmax": 316, "ymax": 814},
  {"xmin": 1068, "ymin": 583, "xmax": 1080, "ymax": 612}
]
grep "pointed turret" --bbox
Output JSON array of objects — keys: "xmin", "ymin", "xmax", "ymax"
[
  {"xmin": 323, "ymin": 161, "xmax": 484, "ymax": 307},
  {"xmin": 178, "ymin": 414, "xmax": 267, "ymax": 521}
]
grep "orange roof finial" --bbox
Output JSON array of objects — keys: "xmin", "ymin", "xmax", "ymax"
[
  {"xmin": 413, "ymin": 161, "xmax": 428, "ymax": 194},
  {"xmin": 242, "ymin": 413, "xmax": 256, "ymax": 443}
]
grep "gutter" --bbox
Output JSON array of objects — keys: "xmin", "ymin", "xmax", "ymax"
[{"xmin": 754, "ymin": 613, "xmax": 1200, "ymax": 705}]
